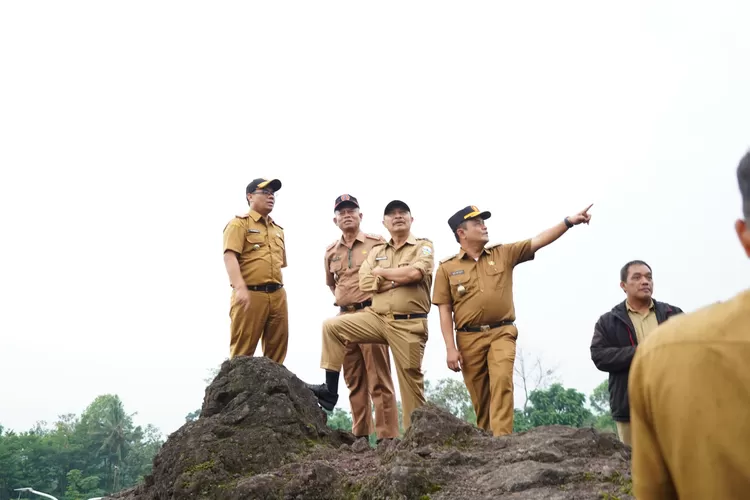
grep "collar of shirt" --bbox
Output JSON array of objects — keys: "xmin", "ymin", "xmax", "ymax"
[
  {"xmin": 248, "ymin": 209, "xmax": 274, "ymax": 225},
  {"xmin": 336, "ymin": 231, "xmax": 366, "ymax": 250},
  {"xmin": 457, "ymin": 246, "xmax": 491, "ymax": 260},
  {"xmin": 626, "ymin": 299, "xmax": 655, "ymax": 313},
  {"xmin": 386, "ymin": 233, "xmax": 417, "ymax": 247}
]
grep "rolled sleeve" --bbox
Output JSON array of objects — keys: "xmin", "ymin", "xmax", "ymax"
[
  {"xmin": 223, "ymin": 220, "xmax": 245, "ymax": 254},
  {"xmin": 358, "ymin": 253, "xmax": 380, "ymax": 292},
  {"xmin": 412, "ymin": 240, "xmax": 435, "ymax": 279}
]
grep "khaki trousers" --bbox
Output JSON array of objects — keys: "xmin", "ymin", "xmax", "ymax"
[
  {"xmin": 456, "ymin": 324, "xmax": 517, "ymax": 436},
  {"xmin": 615, "ymin": 421, "xmax": 632, "ymax": 446},
  {"xmin": 321, "ymin": 308, "xmax": 427, "ymax": 431},
  {"xmin": 343, "ymin": 339, "xmax": 399, "ymax": 438},
  {"xmin": 228, "ymin": 287, "xmax": 288, "ymax": 364}
]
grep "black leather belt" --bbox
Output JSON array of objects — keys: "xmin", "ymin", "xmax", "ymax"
[
  {"xmin": 246, "ymin": 283, "xmax": 284, "ymax": 292},
  {"xmin": 393, "ymin": 313, "xmax": 428, "ymax": 320},
  {"xmin": 339, "ymin": 300, "xmax": 372, "ymax": 313},
  {"xmin": 457, "ymin": 320, "xmax": 514, "ymax": 332}
]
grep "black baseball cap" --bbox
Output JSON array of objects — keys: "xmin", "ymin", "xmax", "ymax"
[
  {"xmin": 384, "ymin": 200, "xmax": 411, "ymax": 215},
  {"xmin": 334, "ymin": 194, "xmax": 360, "ymax": 211},
  {"xmin": 246, "ymin": 178, "xmax": 282, "ymax": 194},
  {"xmin": 448, "ymin": 205, "xmax": 491, "ymax": 232}
]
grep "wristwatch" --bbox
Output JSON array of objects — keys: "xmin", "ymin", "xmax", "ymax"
[{"xmin": 564, "ymin": 217, "xmax": 574, "ymax": 229}]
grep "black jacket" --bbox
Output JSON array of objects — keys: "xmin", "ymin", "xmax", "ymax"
[{"xmin": 590, "ymin": 299, "xmax": 684, "ymax": 422}]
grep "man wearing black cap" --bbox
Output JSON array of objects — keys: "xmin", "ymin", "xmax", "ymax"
[
  {"xmin": 308, "ymin": 199, "xmax": 434, "ymax": 432},
  {"xmin": 432, "ymin": 203, "xmax": 592, "ymax": 436},
  {"xmin": 222, "ymin": 178, "xmax": 288, "ymax": 363},
  {"xmin": 323, "ymin": 194, "xmax": 400, "ymax": 442}
]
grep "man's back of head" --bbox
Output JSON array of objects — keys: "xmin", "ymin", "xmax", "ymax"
[{"xmin": 736, "ymin": 149, "xmax": 750, "ymax": 257}]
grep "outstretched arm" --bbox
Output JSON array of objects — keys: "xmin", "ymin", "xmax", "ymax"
[{"xmin": 531, "ymin": 203, "xmax": 593, "ymax": 253}]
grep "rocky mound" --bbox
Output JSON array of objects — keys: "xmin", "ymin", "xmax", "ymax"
[{"xmin": 110, "ymin": 356, "xmax": 633, "ymax": 499}]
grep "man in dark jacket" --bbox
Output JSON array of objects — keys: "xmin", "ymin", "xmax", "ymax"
[{"xmin": 590, "ymin": 260, "xmax": 683, "ymax": 446}]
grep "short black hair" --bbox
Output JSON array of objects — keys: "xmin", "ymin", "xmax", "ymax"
[
  {"xmin": 620, "ymin": 260, "xmax": 652, "ymax": 282},
  {"xmin": 738, "ymin": 149, "xmax": 750, "ymax": 220},
  {"xmin": 453, "ymin": 221, "xmax": 468, "ymax": 243}
]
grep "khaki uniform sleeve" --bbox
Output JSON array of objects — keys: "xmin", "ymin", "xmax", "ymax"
[
  {"xmin": 432, "ymin": 264, "xmax": 452, "ymax": 305},
  {"xmin": 629, "ymin": 348, "xmax": 678, "ymax": 500},
  {"xmin": 282, "ymin": 243, "xmax": 288, "ymax": 268},
  {"xmin": 223, "ymin": 219, "xmax": 245, "ymax": 254},
  {"xmin": 505, "ymin": 238, "xmax": 535, "ymax": 267},
  {"xmin": 358, "ymin": 249, "xmax": 380, "ymax": 292},
  {"xmin": 411, "ymin": 240, "xmax": 435, "ymax": 279},
  {"xmin": 324, "ymin": 251, "xmax": 335, "ymax": 287}
]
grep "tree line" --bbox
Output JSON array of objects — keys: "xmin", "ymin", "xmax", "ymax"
[
  {"xmin": 2, "ymin": 352, "xmax": 615, "ymax": 499},
  {"xmin": 0, "ymin": 395, "xmax": 163, "ymax": 500}
]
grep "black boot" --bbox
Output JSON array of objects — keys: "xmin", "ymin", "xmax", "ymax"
[{"xmin": 305, "ymin": 382, "xmax": 339, "ymax": 411}]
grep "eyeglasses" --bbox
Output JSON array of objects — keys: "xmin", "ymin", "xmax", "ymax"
[{"xmin": 251, "ymin": 189, "xmax": 275, "ymax": 196}]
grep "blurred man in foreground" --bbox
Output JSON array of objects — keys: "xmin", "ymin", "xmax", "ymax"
[{"xmin": 629, "ymin": 150, "xmax": 750, "ymax": 499}]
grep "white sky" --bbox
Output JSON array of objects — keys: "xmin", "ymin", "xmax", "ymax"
[{"xmin": 1, "ymin": 1, "xmax": 749, "ymax": 438}]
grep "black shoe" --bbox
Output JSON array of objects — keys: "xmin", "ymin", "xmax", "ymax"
[{"xmin": 305, "ymin": 382, "xmax": 339, "ymax": 411}]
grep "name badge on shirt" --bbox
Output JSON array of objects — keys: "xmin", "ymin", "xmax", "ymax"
[
  {"xmin": 450, "ymin": 270, "xmax": 465, "ymax": 276},
  {"xmin": 375, "ymin": 256, "xmax": 387, "ymax": 261},
  {"xmin": 247, "ymin": 229, "xmax": 260, "ymax": 233}
]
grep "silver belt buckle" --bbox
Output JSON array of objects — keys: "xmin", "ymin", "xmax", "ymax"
[{"xmin": 479, "ymin": 324, "xmax": 490, "ymax": 332}]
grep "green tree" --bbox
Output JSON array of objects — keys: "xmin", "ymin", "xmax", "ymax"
[
  {"xmin": 515, "ymin": 383, "xmax": 594, "ymax": 429},
  {"xmin": 0, "ymin": 395, "xmax": 163, "ymax": 500},
  {"xmin": 424, "ymin": 378, "xmax": 476, "ymax": 424},
  {"xmin": 324, "ymin": 409, "xmax": 353, "ymax": 432},
  {"xmin": 589, "ymin": 379, "xmax": 616, "ymax": 432}
]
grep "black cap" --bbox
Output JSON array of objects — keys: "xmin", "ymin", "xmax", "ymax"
[
  {"xmin": 384, "ymin": 200, "xmax": 411, "ymax": 215},
  {"xmin": 246, "ymin": 178, "xmax": 282, "ymax": 194},
  {"xmin": 448, "ymin": 205, "xmax": 492, "ymax": 233},
  {"xmin": 334, "ymin": 194, "xmax": 360, "ymax": 212}
]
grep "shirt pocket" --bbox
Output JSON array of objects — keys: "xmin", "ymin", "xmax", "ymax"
[
  {"xmin": 448, "ymin": 272, "xmax": 469, "ymax": 300},
  {"xmin": 245, "ymin": 232, "xmax": 266, "ymax": 251},
  {"xmin": 373, "ymin": 256, "xmax": 391, "ymax": 269},
  {"xmin": 329, "ymin": 259, "xmax": 343, "ymax": 275},
  {"xmin": 484, "ymin": 266, "xmax": 506, "ymax": 290}
]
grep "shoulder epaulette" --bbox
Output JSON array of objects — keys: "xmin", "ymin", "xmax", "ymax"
[
  {"xmin": 486, "ymin": 242, "xmax": 503, "ymax": 249},
  {"xmin": 416, "ymin": 237, "xmax": 432, "ymax": 243},
  {"xmin": 235, "ymin": 213, "xmax": 250, "ymax": 219},
  {"xmin": 365, "ymin": 233, "xmax": 384, "ymax": 241},
  {"xmin": 272, "ymin": 221, "xmax": 284, "ymax": 230},
  {"xmin": 325, "ymin": 240, "xmax": 337, "ymax": 251},
  {"xmin": 440, "ymin": 253, "xmax": 458, "ymax": 264}
]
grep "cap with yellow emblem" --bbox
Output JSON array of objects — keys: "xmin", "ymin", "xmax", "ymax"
[
  {"xmin": 246, "ymin": 178, "xmax": 282, "ymax": 194},
  {"xmin": 448, "ymin": 205, "xmax": 491, "ymax": 233}
]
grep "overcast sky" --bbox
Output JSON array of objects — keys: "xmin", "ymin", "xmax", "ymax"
[{"xmin": 1, "ymin": 1, "xmax": 749, "ymax": 438}]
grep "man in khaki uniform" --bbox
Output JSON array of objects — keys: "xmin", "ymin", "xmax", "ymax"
[
  {"xmin": 323, "ymin": 194, "xmax": 399, "ymax": 441},
  {"xmin": 308, "ymin": 200, "xmax": 434, "ymax": 431},
  {"xmin": 222, "ymin": 177, "xmax": 288, "ymax": 363},
  {"xmin": 629, "ymin": 151, "xmax": 750, "ymax": 499},
  {"xmin": 432, "ymin": 204, "xmax": 593, "ymax": 436}
]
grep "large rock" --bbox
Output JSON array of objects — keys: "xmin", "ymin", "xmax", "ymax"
[{"xmin": 110, "ymin": 356, "xmax": 633, "ymax": 499}]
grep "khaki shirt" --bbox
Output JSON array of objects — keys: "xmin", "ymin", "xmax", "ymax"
[
  {"xmin": 629, "ymin": 289, "xmax": 750, "ymax": 500},
  {"xmin": 432, "ymin": 239, "xmax": 535, "ymax": 329},
  {"xmin": 324, "ymin": 231, "xmax": 385, "ymax": 307},
  {"xmin": 222, "ymin": 210, "xmax": 286, "ymax": 286},
  {"xmin": 626, "ymin": 300, "xmax": 658, "ymax": 344},
  {"xmin": 359, "ymin": 234, "xmax": 434, "ymax": 315}
]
